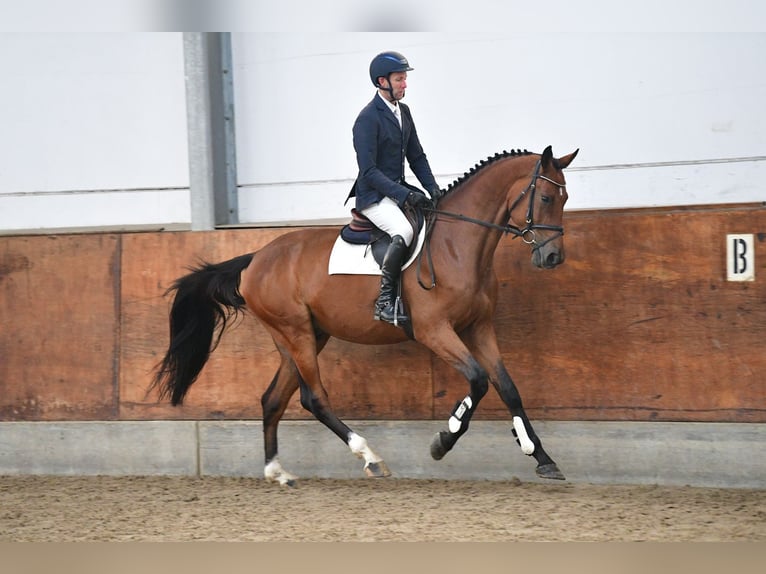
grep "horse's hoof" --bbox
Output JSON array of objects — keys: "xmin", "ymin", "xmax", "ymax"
[
  {"xmin": 536, "ymin": 463, "xmax": 566, "ymax": 480},
  {"xmin": 265, "ymin": 475, "xmax": 298, "ymax": 488},
  {"xmin": 430, "ymin": 432, "xmax": 447, "ymax": 460},
  {"xmin": 364, "ymin": 461, "xmax": 391, "ymax": 478},
  {"xmin": 264, "ymin": 461, "xmax": 299, "ymax": 487}
]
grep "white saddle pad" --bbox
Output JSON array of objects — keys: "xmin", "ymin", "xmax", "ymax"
[{"xmin": 328, "ymin": 224, "xmax": 427, "ymax": 275}]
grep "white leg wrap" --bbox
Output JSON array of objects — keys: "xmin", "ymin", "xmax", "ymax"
[
  {"xmin": 448, "ymin": 396, "xmax": 472, "ymax": 433},
  {"xmin": 264, "ymin": 458, "xmax": 298, "ymax": 486},
  {"xmin": 348, "ymin": 432, "xmax": 383, "ymax": 464},
  {"xmin": 513, "ymin": 415, "xmax": 536, "ymax": 455}
]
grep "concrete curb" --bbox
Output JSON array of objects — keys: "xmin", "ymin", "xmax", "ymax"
[{"xmin": 1, "ymin": 420, "xmax": 763, "ymax": 488}]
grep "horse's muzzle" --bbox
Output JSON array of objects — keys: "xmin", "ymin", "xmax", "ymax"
[{"xmin": 532, "ymin": 246, "xmax": 565, "ymax": 269}]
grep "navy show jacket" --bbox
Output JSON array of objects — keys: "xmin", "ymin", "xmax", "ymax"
[{"xmin": 351, "ymin": 93, "xmax": 438, "ymax": 211}]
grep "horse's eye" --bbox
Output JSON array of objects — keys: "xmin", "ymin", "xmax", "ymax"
[{"xmin": 540, "ymin": 195, "xmax": 552, "ymax": 204}]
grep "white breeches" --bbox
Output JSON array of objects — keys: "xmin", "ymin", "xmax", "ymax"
[{"xmin": 361, "ymin": 197, "xmax": 414, "ymax": 246}]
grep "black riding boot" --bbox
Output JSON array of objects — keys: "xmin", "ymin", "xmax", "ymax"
[{"xmin": 374, "ymin": 235, "xmax": 409, "ymax": 325}]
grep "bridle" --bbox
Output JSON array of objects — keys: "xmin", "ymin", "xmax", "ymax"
[
  {"xmin": 430, "ymin": 159, "xmax": 565, "ymax": 246},
  {"xmin": 416, "ymin": 159, "xmax": 567, "ymax": 289}
]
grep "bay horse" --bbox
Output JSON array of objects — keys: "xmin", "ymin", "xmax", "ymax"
[{"xmin": 152, "ymin": 145, "xmax": 579, "ymax": 486}]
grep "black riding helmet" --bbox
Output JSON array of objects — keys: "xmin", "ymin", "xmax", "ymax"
[{"xmin": 369, "ymin": 51, "xmax": 413, "ymax": 100}]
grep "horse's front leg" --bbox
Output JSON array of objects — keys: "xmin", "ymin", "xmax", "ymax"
[
  {"xmin": 419, "ymin": 328, "xmax": 490, "ymax": 460},
  {"xmin": 429, "ymin": 354, "xmax": 489, "ymax": 460},
  {"xmin": 493, "ymin": 362, "xmax": 565, "ymax": 480},
  {"xmin": 464, "ymin": 321, "xmax": 565, "ymax": 480}
]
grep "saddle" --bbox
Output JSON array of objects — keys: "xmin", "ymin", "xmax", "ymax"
[
  {"xmin": 339, "ymin": 206, "xmax": 424, "ymax": 267},
  {"xmin": 340, "ymin": 180, "xmax": 428, "ymax": 266}
]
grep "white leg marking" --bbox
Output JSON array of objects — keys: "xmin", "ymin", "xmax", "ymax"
[
  {"xmin": 513, "ymin": 415, "xmax": 536, "ymax": 455},
  {"xmin": 348, "ymin": 432, "xmax": 383, "ymax": 465},
  {"xmin": 264, "ymin": 458, "xmax": 298, "ymax": 486}
]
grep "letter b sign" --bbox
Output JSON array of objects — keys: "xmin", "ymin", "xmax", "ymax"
[{"xmin": 726, "ymin": 234, "xmax": 755, "ymax": 282}]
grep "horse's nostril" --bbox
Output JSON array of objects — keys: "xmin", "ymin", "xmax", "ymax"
[{"xmin": 546, "ymin": 252, "xmax": 561, "ymax": 267}]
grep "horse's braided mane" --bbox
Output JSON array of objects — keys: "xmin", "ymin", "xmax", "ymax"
[{"xmin": 444, "ymin": 148, "xmax": 533, "ymax": 195}]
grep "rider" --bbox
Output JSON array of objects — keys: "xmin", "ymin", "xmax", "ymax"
[{"xmin": 351, "ymin": 51, "xmax": 443, "ymax": 325}]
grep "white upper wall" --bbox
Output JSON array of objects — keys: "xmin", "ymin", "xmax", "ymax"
[
  {"xmin": 0, "ymin": 33, "xmax": 190, "ymax": 233},
  {"xmin": 232, "ymin": 32, "xmax": 766, "ymax": 222},
  {"xmin": 1, "ymin": 27, "xmax": 764, "ymax": 233}
]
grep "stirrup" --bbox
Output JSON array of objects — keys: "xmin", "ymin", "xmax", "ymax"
[{"xmin": 374, "ymin": 296, "xmax": 409, "ymax": 326}]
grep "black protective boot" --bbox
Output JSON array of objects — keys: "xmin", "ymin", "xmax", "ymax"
[{"xmin": 374, "ymin": 235, "xmax": 409, "ymax": 325}]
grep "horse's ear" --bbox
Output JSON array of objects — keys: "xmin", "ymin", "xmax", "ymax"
[
  {"xmin": 541, "ymin": 145, "xmax": 553, "ymax": 169},
  {"xmin": 557, "ymin": 148, "xmax": 580, "ymax": 170}
]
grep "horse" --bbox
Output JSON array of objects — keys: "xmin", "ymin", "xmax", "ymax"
[{"xmin": 152, "ymin": 145, "xmax": 579, "ymax": 486}]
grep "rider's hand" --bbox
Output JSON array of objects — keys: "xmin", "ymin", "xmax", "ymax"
[
  {"xmin": 429, "ymin": 187, "xmax": 444, "ymax": 203},
  {"xmin": 406, "ymin": 191, "xmax": 434, "ymax": 211}
]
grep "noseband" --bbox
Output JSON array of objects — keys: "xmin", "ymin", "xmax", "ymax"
[{"xmin": 506, "ymin": 159, "xmax": 566, "ymax": 250}]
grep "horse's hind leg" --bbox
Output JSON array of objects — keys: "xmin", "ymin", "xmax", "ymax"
[
  {"xmin": 297, "ymin": 378, "xmax": 390, "ymax": 478},
  {"xmin": 261, "ymin": 348, "xmax": 302, "ymax": 486},
  {"xmin": 264, "ymin": 328, "xmax": 390, "ymax": 481}
]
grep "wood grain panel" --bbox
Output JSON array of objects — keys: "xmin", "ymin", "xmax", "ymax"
[
  {"xmin": 3, "ymin": 204, "xmax": 763, "ymax": 423},
  {"xmin": 434, "ymin": 204, "xmax": 766, "ymax": 422},
  {"xmin": 119, "ymin": 229, "xmax": 289, "ymax": 420},
  {"xmin": 119, "ymin": 229, "xmax": 434, "ymax": 420},
  {"xmin": 0, "ymin": 234, "xmax": 119, "ymax": 420}
]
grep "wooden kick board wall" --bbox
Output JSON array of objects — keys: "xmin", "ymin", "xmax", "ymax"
[{"xmin": 1, "ymin": 204, "xmax": 764, "ymax": 423}]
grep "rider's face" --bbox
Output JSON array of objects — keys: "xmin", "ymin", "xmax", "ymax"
[{"xmin": 380, "ymin": 72, "xmax": 407, "ymax": 101}]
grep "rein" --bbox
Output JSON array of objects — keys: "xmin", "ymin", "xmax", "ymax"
[{"xmin": 416, "ymin": 160, "xmax": 566, "ymax": 290}]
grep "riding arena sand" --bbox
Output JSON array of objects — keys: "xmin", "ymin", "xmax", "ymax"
[{"xmin": 1, "ymin": 475, "xmax": 763, "ymax": 542}]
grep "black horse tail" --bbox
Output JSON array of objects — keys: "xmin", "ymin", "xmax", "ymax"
[{"xmin": 151, "ymin": 253, "xmax": 254, "ymax": 406}]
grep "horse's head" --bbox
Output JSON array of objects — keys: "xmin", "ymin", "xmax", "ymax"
[{"xmin": 508, "ymin": 146, "xmax": 579, "ymax": 269}]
